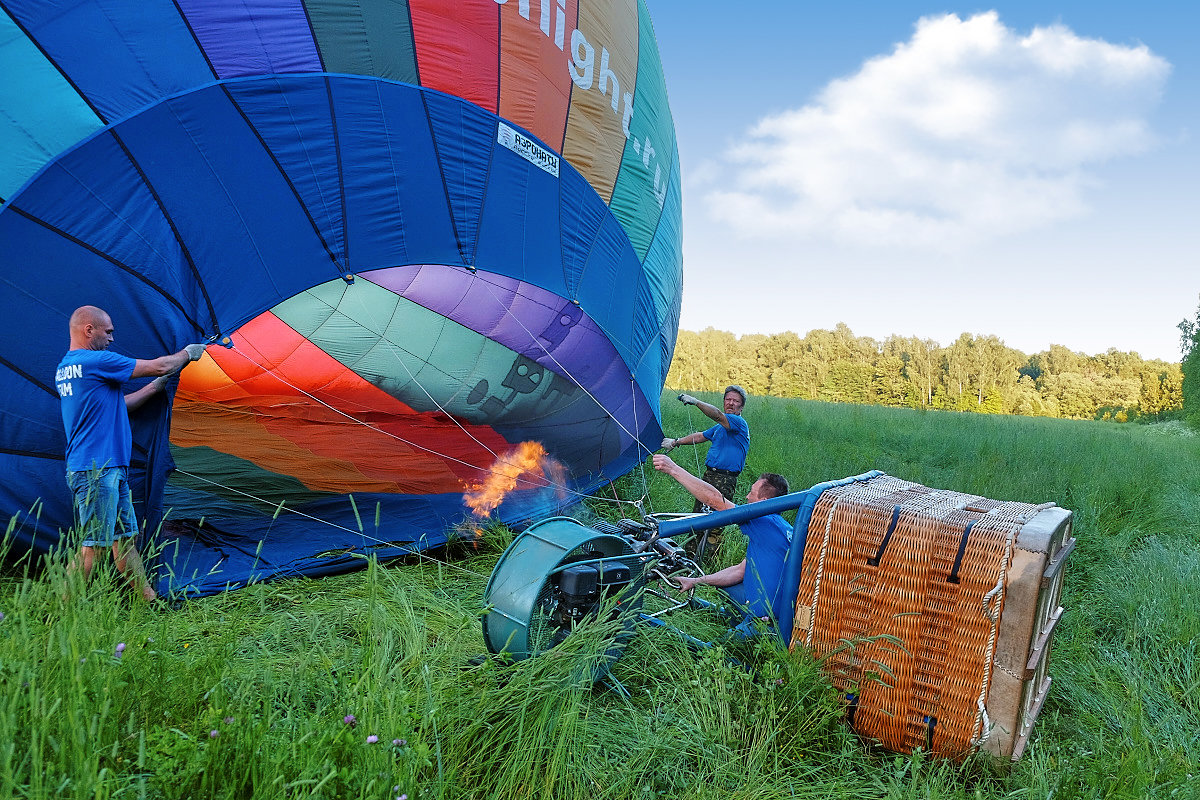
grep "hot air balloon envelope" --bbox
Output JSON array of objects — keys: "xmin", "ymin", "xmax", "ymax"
[{"xmin": 0, "ymin": 0, "xmax": 682, "ymax": 596}]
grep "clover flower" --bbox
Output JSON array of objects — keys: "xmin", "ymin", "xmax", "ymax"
[
  {"xmin": 209, "ymin": 730, "xmax": 219, "ymax": 738},
  {"xmin": 366, "ymin": 734, "xmax": 378, "ymax": 744},
  {"xmin": 115, "ymin": 642, "xmax": 126, "ymax": 659},
  {"xmin": 343, "ymin": 714, "xmax": 357, "ymax": 727}
]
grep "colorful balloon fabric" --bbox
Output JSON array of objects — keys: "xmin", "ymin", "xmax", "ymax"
[{"xmin": 0, "ymin": 0, "xmax": 681, "ymax": 596}]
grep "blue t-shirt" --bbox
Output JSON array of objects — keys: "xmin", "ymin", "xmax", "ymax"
[
  {"xmin": 739, "ymin": 513, "xmax": 792, "ymax": 617},
  {"xmin": 56, "ymin": 349, "xmax": 136, "ymax": 472},
  {"xmin": 703, "ymin": 413, "xmax": 749, "ymax": 472}
]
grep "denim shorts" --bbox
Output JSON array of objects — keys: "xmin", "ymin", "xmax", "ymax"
[{"xmin": 67, "ymin": 466, "xmax": 139, "ymax": 548}]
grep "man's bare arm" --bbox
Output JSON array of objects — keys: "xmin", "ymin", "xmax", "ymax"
[
  {"xmin": 678, "ymin": 393, "xmax": 731, "ymax": 430},
  {"xmin": 675, "ymin": 559, "xmax": 747, "ymax": 591},
  {"xmin": 130, "ymin": 343, "xmax": 206, "ymax": 379},
  {"xmin": 125, "ymin": 376, "xmax": 168, "ymax": 412},
  {"xmin": 652, "ymin": 454, "xmax": 735, "ymax": 511}
]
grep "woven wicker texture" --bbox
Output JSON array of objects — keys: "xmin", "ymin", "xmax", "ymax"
[{"xmin": 790, "ymin": 474, "xmax": 1050, "ymax": 756}]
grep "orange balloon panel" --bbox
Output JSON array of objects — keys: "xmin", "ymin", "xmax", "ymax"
[{"xmin": 498, "ymin": 0, "xmax": 579, "ymax": 152}]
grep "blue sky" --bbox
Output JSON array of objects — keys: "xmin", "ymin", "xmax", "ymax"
[{"xmin": 647, "ymin": 1, "xmax": 1198, "ymax": 361}]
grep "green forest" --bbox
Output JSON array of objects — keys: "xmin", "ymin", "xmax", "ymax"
[{"xmin": 666, "ymin": 324, "xmax": 1184, "ymax": 422}]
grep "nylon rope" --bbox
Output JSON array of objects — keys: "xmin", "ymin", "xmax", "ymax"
[
  {"xmin": 470, "ymin": 273, "xmax": 650, "ymax": 450},
  {"xmin": 349, "ymin": 268, "xmax": 656, "ymax": 512},
  {"xmin": 465, "ymin": 272, "xmax": 658, "ymax": 512},
  {"xmin": 219, "ymin": 342, "xmax": 637, "ymax": 513},
  {"xmin": 335, "ymin": 283, "xmax": 507, "ymax": 464},
  {"xmin": 804, "ymin": 478, "xmax": 891, "ymax": 649},
  {"xmin": 677, "ymin": 400, "xmax": 705, "ymax": 477},
  {"xmin": 172, "ymin": 467, "xmax": 494, "ymax": 582},
  {"xmin": 625, "ymin": 373, "xmax": 656, "ymax": 513},
  {"xmin": 970, "ymin": 500, "xmax": 1056, "ymax": 747},
  {"xmin": 806, "ymin": 492, "xmax": 843, "ymax": 649}
]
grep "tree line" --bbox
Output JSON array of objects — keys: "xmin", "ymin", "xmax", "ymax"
[{"xmin": 666, "ymin": 324, "xmax": 1183, "ymax": 422}]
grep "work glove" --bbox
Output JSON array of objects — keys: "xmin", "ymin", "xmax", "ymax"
[
  {"xmin": 677, "ymin": 393, "xmax": 698, "ymax": 406},
  {"xmin": 660, "ymin": 437, "xmax": 676, "ymax": 452},
  {"xmin": 184, "ymin": 343, "xmax": 207, "ymax": 361}
]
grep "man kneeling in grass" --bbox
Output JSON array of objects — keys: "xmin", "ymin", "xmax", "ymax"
[{"xmin": 651, "ymin": 454, "xmax": 791, "ymax": 628}]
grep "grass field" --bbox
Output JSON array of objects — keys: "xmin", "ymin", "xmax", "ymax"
[{"xmin": 3, "ymin": 393, "xmax": 1198, "ymax": 799}]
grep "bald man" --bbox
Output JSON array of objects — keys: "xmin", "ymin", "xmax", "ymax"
[{"xmin": 54, "ymin": 306, "xmax": 205, "ymax": 601}]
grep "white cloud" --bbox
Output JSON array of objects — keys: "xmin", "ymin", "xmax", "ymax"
[{"xmin": 703, "ymin": 11, "xmax": 1170, "ymax": 249}]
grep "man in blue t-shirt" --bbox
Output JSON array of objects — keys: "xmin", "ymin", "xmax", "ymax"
[
  {"xmin": 55, "ymin": 305, "xmax": 206, "ymax": 601},
  {"xmin": 659, "ymin": 385, "xmax": 750, "ymax": 563},
  {"xmin": 652, "ymin": 453, "xmax": 791, "ymax": 624}
]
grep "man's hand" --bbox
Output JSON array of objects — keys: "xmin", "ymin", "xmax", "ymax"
[
  {"xmin": 678, "ymin": 393, "xmax": 699, "ymax": 406},
  {"xmin": 652, "ymin": 454, "xmax": 679, "ymax": 475},
  {"xmin": 184, "ymin": 343, "xmax": 207, "ymax": 361},
  {"xmin": 660, "ymin": 437, "xmax": 676, "ymax": 452},
  {"xmin": 674, "ymin": 575, "xmax": 700, "ymax": 592}
]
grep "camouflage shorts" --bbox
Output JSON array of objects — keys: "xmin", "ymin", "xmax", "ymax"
[{"xmin": 687, "ymin": 467, "xmax": 740, "ymax": 561}]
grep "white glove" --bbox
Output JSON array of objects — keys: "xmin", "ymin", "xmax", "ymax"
[
  {"xmin": 184, "ymin": 343, "xmax": 207, "ymax": 361},
  {"xmin": 678, "ymin": 393, "xmax": 698, "ymax": 406},
  {"xmin": 660, "ymin": 437, "xmax": 676, "ymax": 452}
]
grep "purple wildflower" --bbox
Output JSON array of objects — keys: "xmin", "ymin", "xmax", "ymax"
[
  {"xmin": 343, "ymin": 714, "xmax": 357, "ymax": 727},
  {"xmin": 393, "ymin": 738, "xmax": 406, "ymax": 747},
  {"xmin": 366, "ymin": 735, "xmax": 378, "ymax": 744},
  {"xmin": 115, "ymin": 642, "xmax": 126, "ymax": 659},
  {"xmin": 209, "ymin": 730, "xmax": 219, "ymax": 739},
  {"xmin": 224, "ymin": 717, "xmax": 235, "ymax": 725}
]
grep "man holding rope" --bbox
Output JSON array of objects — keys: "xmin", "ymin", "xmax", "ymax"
[
  {"xmin": 659, "ymin": 385, "xmax": 749, "ymax": 564},
  {"xmin": 55, "ymin": 305, "xmax": 205, "ymax": 601}
]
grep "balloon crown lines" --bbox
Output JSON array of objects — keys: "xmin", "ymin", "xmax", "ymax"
[{"xmin": 497, "ymin": 0, "xmax": 669, "ymax": 209}]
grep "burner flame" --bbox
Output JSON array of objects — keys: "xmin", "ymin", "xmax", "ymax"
[{"xmin": 464, "ymin": 441, "xmax": 563, "ymax": 518}]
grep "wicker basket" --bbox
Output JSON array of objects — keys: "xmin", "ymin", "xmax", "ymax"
[{"xmin": 789, "ymin": 474, "xmax": 1074, "ymax": 761}]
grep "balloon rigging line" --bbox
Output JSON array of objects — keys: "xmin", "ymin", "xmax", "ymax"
[
  {"xmin": 465, "ymin": 274, "xmax": 657, "ymax": 512},
  {"xmin": 224, "ymin": 342, "xmax": 485, "ymax": 473},
  {"xmin": 327, "ymin": 275, "xmax": 655, "ymax": 513},
  {"xmin": 225, "ymin": 343, "xmax": 576, "ymax": 494},
  {"xmin": 342, "ymin": 289, "xmax": 507, "ymax": 467},
  {"xmin": 172, "ymin": 467, "xmax": 495, "ymax": 582},
  {"xmin": 680, "ymin": 402, "xmax": 706, "ymax": 477},
  {"xmin": 471, "ymin": 275, "xmax": 649, "ymax": 452},
  {"xmin": 244, "ymin": 288, "xmax": 603, "ymax": 504},
  {"xmin": 625, "ymin": 372, "xmax": 658, "ymax": 515},
  {"xmin": 223, "ymin": 343, "xmax": 597, "ymax": 503}
]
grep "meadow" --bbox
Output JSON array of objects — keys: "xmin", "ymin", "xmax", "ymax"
[{"xmin": 2, "ymin": 393, "xmax": 1198, "ymax": 799}]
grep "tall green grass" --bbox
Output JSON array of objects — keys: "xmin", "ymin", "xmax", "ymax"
[{"xmin": 3, "ymin": 394, "xmax": 1198, "ymax": 798}]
